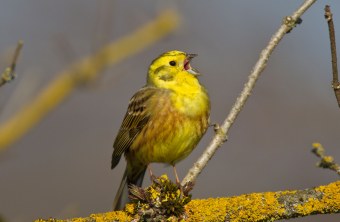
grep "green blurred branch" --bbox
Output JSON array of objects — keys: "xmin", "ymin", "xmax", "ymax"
[{"xmin": 0, "ymin": 10, "xmax": 180, "ymax": 150}]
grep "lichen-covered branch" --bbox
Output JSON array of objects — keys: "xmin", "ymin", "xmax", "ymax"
[
  {"xmin": 312, "ymin": 143, "xmax": 340, "ymax": 175},
  {"xmin": 182, "ymin": 0, "xmax": 317, "ymax": 185},
  {"xmin": 0, "ymin": 10, "xmax": 179, "ymax": 150},
  {"xmin": 189, "ymin": 181, "xmax": 340, "ymax": 222},
  {"xmin": 35, "ymin": 180, "xmax": 340, "ymax": 222},
  {"xmin": 0, "ymin": 41, "xmax": 23, "ymax": 87}
]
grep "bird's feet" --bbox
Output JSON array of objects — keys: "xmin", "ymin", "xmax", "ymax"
[
  {"xmin": 129, "ymin": 175, "xmax": 194, "ymax": 221},
  {"xmin": 148, "ymin": 165, "xmax": 157, "ymax": 181}
]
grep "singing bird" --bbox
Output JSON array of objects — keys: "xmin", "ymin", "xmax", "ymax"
[{"xmin": 111, "ymin": 50, "xmax": 210, "ymax": 210}]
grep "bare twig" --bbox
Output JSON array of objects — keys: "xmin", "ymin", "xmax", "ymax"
[
  {"xmin": 0, "ymin": 41, "xmax": 23, "ymax": 87},
  {"xmin": 324, "ymin": 5, "xmax": 340, "ymax": 107},
  {"xmin": 182, "ymin": 0, "xmax": 317, "ymax": 185},
  {"xmin": 312, "ymin": 143, "xmax": 340, "ymax": 176}
]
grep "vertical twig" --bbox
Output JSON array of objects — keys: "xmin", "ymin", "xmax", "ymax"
[
  {"xmin": 182, "ymin": 0, "xmax": 317, "ymax": 185},
  {"xmin": 0, "ymin": 41, "xmax": 24, "ymax": 87},
  {"xmin": 324, "ymin": 5, "xmax": 340, "ymax": 108}
]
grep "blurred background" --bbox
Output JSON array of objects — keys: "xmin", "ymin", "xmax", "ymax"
[{"xmin": 0, "ymin": 0, "xmax": 339, "ymax": 221}]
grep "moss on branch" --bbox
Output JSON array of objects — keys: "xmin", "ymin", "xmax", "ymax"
[{"xmin": 35, "ymin": 180, "xmax": 339, "ymax": 222}]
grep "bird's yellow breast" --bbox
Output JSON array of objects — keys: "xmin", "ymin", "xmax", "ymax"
[
  {"xmin": 127, "ymin": 76, "xmax": 210, "ymax": 166},
  {"xmin": 166, "ymin": 70, "xmax": 210, "ymax": 116}
]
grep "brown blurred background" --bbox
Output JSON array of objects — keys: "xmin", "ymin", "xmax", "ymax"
[{"xmin": 0, "ymin": 0, "xmax": 339, "ymax": 221}]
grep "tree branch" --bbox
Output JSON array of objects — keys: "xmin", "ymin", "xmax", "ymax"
[
  {"xmin": 312, "ymin": 143, "xmax": 340, "ymax": 176},
  {"xmin": 0, "ymin": 10, "xmax": 180, "ymax": 150},
  {"xmin": 182, "ymin": 0, "xmax": 317, "ymax": 185},
  {"xmin": 0, "ymin": 41, "xmax": 23, "ymax": 87},
  {"xmin": 35, "ymin": 180, "xmax": 340, "ymax": 222},
  {"xmin": 324, "ymin": 5, "xmax": 340, "ymax": 107}
]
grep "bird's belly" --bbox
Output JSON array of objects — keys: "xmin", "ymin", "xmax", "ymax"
[{"xmin": 128, "ymin": 111, "xmax": 208, "ymax": 166}]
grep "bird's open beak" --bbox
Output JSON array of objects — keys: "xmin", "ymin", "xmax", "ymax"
[{"xmin": 184, "ymin": 53, "xmax": 200, "ymax": 76}]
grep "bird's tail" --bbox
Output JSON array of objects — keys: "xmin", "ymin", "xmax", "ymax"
[{"xmin": 113, "ymin": 166, "xmax": 146, "ymax": 210}]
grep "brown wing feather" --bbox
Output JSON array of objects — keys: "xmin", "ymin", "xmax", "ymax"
[{"xmin": 111, "ymin": 87, "xmax": 158, "ymax": 169}]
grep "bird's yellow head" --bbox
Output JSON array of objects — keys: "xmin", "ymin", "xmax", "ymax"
[{"xmin": 147, "ymin": 50, "xmax": 200, "ymax": 89}]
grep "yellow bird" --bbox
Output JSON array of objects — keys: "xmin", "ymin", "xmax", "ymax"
[{"xmin": 111, "ymin": 50, "xmax": 210, "ymax": 210}]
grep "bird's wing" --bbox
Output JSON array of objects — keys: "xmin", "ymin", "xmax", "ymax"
[{"xmin": 111, "ymin": 86, "xmax": 159, "ymax": 169}]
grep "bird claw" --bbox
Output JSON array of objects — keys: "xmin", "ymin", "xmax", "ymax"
[{"xmin": 150, "ymin": 174, "xmax": 157, "ymax": 182}]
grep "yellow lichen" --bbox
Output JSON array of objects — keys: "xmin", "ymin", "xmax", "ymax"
[
  {"xmin": 35, "ymin": 211, "xmax": 132, "ymax": 222},
  {"xmin": 89, "ymin": 211, "xmax": 132, "ymax": 222},
  {"xmin": 294, "ymin": 181, "xmax": 340, "ymax": 216},
  {"xmin": 35, "ymin": 181, "xmax": 340, "ymax": 222},
  {"xmin": 223, "ymin": 192, "xmax": 286, "ymax": 221},
  {"xmin": 312, "ymin": 143, "xmax": 322, "ymax": 148},
  {"xmin": 125, "ymin": 203, "xmax": 135, "ymax": 215},
  {"xmin": 323, "ymin": 156, "xmax": 334, "ymax": 163},
  {"xmin": 185, "ymin": 182, "xmax": 340, "ymax": 222},
  {"xmin": 186, "ymin": 198, "xmax": 229, "ymax": 222}
]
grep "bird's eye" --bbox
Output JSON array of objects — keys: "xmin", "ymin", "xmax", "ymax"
[{"xmin": 169, "ymin": 61, "xmax": 176, "ymax": 66}]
